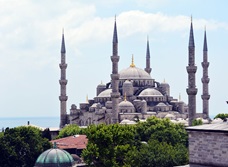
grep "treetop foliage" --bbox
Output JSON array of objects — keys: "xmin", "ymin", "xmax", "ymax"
[
  {"xmin": 0, "ymin": 126, "xmax": 52, "ymax": 167},
  {"xmin": 80, "ymin": 116, "xmax": 188, "ymax": 167}
]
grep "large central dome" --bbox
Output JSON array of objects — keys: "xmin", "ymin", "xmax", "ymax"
[{"xmin": 119, "ymin": 66, "xmax": 151, "ymax": 80}]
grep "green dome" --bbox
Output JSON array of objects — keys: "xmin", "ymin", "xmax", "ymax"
[{"xmin": 34, "ymin": 148, "xmax": 74, "ymax": 167}]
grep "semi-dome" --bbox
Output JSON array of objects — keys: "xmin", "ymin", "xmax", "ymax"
[
  {"xmin": 119, "ymin": 66, "xmax": 151, "ymax": 80},
  {"xmin": 98, "ymin": 89, "xmax": 112, "ymax": 97},
  {"xmin": 139, "ymin": 88, "xmax": 163, "ymax": 97},
  {"xmin": 34, "ymin": 147, "xmax": 74, "ymax": 167}
]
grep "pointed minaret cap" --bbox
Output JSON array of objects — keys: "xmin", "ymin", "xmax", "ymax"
[
  {"xmin": 203, "ymin": 27, "xmax": 208, "ymax": 51},
  {"xmin": 61, "ymin": 28, "xmax": 66, "ymax": 53},
  {"xmin": 146, "ymin": 36, "xmax": 150, "ymax": 58},
  {"xmin": 113, "ymin": 16, "xmax": 118, "ymax": 43},
  {"xmin": 189, "ymin": 16, "xmax": 195, "ymax": 47}
]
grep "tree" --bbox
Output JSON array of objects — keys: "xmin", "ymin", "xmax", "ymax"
[
  {"xmin": 0, "ymin": 126, "xmax": 52, "ymax": 167},
  {"xmin": 42, "ymin": 128, "xmax": 52, "ymax": 140},
  {"xmin": 56, "ymin": 124, "xmax": 81, "ymax": 139},
  {"xmin": 82, "ymin": 117, "xmax": 189, "ymax": 167},
  {"xmin": 192, "ymin": 119, "xmax": 203, "ymax": 126},
  {"xmin": 214, "ymin": 113, "xmax": 228, "ymax": 120},
  {"xmin": 82, "ymin": 123, "xmax": 137, "ymax": 167}
]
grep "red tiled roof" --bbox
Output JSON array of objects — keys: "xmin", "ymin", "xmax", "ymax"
[{"xmin": 51, "ymin": 135, "xmax": 88, "ymax": 149}]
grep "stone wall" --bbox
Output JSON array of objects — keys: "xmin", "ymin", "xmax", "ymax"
[{"xmin": 188, "ymin": 130, "xmax": 228, "ymax": 167}]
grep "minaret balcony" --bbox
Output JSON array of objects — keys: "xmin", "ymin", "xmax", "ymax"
[
  {"xmin": 186, "ymin": 66, "xmax": 197, "ymax": 73},
  {"xmin": 201, "ymin": 62, "xmax": 209, "ymax": 68},
  {"xmin": 201, "ymin": 94, "xmax": 210, "ymax": 100},
  {"xmin": 111, "ymin": 92, "xmax": 120, "ymax": 98},
  {"xmin": 186, "ymin": 88, "xmax": 198, "ymax": 95},
  {"xmin": 59, "ymin": 64, "xmax": 67, "ymax": 69},
  {"xmin": 111, "ymin": 56, "xmax": 120, "ymax": 63},
  {"xmin": 201, "ymin": 78, "xmax": 210, "ymax": 83},
  {"xmin": 59, "ymin": 95, "xmax": 68, "ymax": 101},
  {"xmin": 111, "ymin": 74, "xmax": 120, "ymax": 80},
  {"xmin": 59, "ymin": 80, "xmax": 68, "ymax": 85}
]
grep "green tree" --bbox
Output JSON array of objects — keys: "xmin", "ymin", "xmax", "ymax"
[
  {"xmin": 57, "ymin": 124, "xmax": 81, "ymax": 139},
  {"xmin": 192, "ymin": 119, "xmax": 203, "ymax": 126},
  {"xmin": 214, "ymin": 113, "xmax": 228, "ymax": 120},
  {"xmin": 42, "ymin": 128, "xmax": 52, "ymax": 140},
  {"xmin": 82, "ymin": 123, "xmax": 137, "ymax": 167},
  {"xmin": 82, "ymin": 117, "xmax": 189, "ymax": 167},
  {"xmin": 0, "ymin": 126, "xmax": 51, "ymax": 167}
]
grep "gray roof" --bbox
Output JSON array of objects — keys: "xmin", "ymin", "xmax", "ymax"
[
  {"xmin": 97, "ymin": 89, "xmax": 112, "ymax": 97},
  {"xmin": 139, "ymin": 88, "xmax": 163, "ymax": 97},
  {"xmin": 186, "ymin": 122, "xmax": 228, "ymax": 132},
  {"xmin": 119, "ymin": 66, "xmax": 151, "ymax": 80}
]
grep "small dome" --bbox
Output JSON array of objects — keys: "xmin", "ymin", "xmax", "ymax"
[
  {"xmin": 139, "ymin": 88, "xmax": 163, "ymax": 97},
  {"xmin": 156, "ymin": 102, "xmax": 166, "ymax": 107},
  {"xmin": 123, "ymin": 80, "xmax": 132, "ymax": 85},
  {"xmin": 34, "ymin": 148, "xmax": 74, "ymax": 167},
  {"xmin": 119, "ymin": 66, "xmax": 151, "ymax": 80},
  {"xmin": 119, "ymin": 100, "xmax": 134, "ymax": 108},
  {"xmin": 90, "ymin": 103, "xmax": 98, "ymax": 108},
  {"xmin": 97, "ymin": 83, "xmax": 106, "ymax": 87},
  {"xmin": 211, "ymin": 118, "xmax": 223, "ymax": 124},
  {"xmin": 98, "ymin": 89, "xmax": 112, "ymax": 97},
  {"xmin": 164, "ymin": 113, "xmax": 175, "ymax": 119},
  {"xmin": 120, "ymin": 119, "xmax": 136, "ymax": 125}
]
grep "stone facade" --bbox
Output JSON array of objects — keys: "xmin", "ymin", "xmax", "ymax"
[{"xmin": 187, "ymin": 123, "xmax": 228, "ymax": 167}]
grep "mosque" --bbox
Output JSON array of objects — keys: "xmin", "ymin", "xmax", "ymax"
[{"xmin": 59, "ymin": 18, "xmax": 210, "ymax": 128}]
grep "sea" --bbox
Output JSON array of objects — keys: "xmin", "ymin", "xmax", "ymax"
[{"xmin": 0, "ymin": 117, "xmax": 59, "ymax": 130}]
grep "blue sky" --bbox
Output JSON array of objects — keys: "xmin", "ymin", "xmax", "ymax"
[{"xmin": 0, "ymin": 0, "xmax": 227, "ymax": 118}]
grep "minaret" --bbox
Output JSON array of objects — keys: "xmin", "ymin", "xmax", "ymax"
[
  {"xmin": 110, "ymin": 17, "xmax": 120, "ymax": 124},
  {"xmin": 201, "ymin": 28, "xmax": 210, "ymax": 118},
  {"xmin": 186, "ymin": 18, "xmax": 198, "ymax": 126},
  {"xmin": 59, "ymin": 30, "xmax": 68, "ymax": 128},
  {"xmin": 144, "ymin": 37, "xmax": 152, "ymax": 74}
]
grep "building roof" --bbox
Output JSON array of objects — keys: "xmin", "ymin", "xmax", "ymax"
[
  {"xmin": 139, "ymin": 88, "xmax": 163, "ymax": 97},
  {"xmin": 97, "ymin": 88, "xmax": 112, "ymax": 97},
  {"xmin": 51, "ymin": 135, "xmax": 88, "ymax": 150},
  {"xmin": 119, "ymin": 100, "xmax": 134, "ymax": 108},
  {"xmin": 119, "ymin": 66, "xmax": 152, "ymax": 80},
  {"xmin": 186, "ymin": 122, "xmax": 228, "ymax": 132}
]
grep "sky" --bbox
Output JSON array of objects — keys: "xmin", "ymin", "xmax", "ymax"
[{"xmin": 0, "ymin": 0, "xmax": 228, "ymax": 118}]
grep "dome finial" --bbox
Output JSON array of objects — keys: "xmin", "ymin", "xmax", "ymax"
[
  {"xmin": 86, "ymin": 94, "xmax": 89, "ymax": 103},
  {"xmin": 124, "ymin": 92, "xmax": 127, "ymax": 102},
  {"xmin": 130, "ymin": 54, "xmax": 135, "ymax": 67},
  {"xmin": 163, "ymin": 78, "xmax": 166, "ymax": 83},
  {"xmin": 53, "ymin": 142, "xmax": 57, "ymax": 149},
  {"xmin": 179, "ymin": 93, "xmax": 181, "ymax": 101}
]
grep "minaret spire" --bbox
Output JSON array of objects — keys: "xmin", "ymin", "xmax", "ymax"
[
  {"xmin": 144, "ymin": 36, "xmax": 152, "ymax": 74},
  {"xmin": 186, "ymin": 18, "xmax": 197, "ymax": 126},
  {"xmin": 201, "ymin": 28, "xmax": 210, "ymax": 118},
  {"xmin": 59, "ymin": 31, "xmax": 68, "ymax": 128},
  {"xmin": 111, "ymin": 17, "xmax": 120, "ymax": 124}
]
